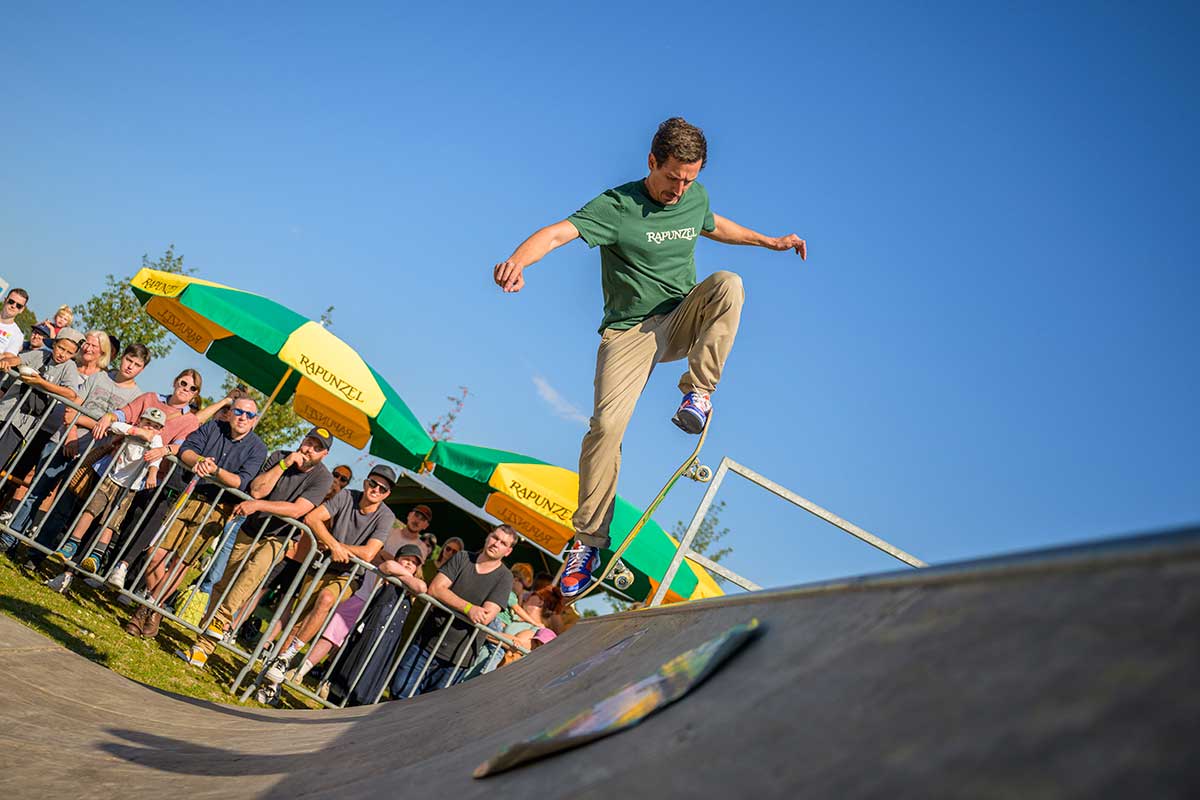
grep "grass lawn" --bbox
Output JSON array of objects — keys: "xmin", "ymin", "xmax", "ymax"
[{"xmin": 0, "ymin": 552, "xmax": 321, "ymax": 710}]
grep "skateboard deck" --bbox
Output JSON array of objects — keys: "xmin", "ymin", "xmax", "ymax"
[
  {"xmin": 474, "ymin": 617, "xmax": 760, "ymax": 777},
  {"xmin": 563, "ymin": 412, "xmax": 713, "ymax": 606}
]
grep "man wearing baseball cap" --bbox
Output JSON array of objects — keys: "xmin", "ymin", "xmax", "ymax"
[{"xmin": 175, "ymin": 427, "xmax": 334, "ymax": 664}]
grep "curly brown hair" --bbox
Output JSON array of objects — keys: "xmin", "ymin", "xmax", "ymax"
[{"xmin": 650, "ymin": 117, "xmax": 707, "ymax": 168}]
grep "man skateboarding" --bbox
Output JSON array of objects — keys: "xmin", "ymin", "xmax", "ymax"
[{"xmin": 493, "ymin": 117, "xmax": 807, "ymax": 599}]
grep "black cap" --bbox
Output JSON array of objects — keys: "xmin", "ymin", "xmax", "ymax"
[
  {"xmin": 304, "ymin": 426, "xmax": 334, "ymax": 450},
  {"xmin": 395, "ymin": 543, "xmax": 425, "ymax": 564},
  {"xmin": 367, "ymin": 464, "xmax": 397, "ymax": 489}
]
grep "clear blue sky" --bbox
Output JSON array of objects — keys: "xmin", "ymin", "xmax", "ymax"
[{"xmin": 2, "ymin": 3, "xmax": 1196, "ymax": 593}]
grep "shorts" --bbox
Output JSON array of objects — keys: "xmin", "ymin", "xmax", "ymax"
[
  {"xmin": 296, "ymin": 570, "xmax": 355, "ymax": 617},
  {"xmin": 157, "ymin": 496, "xmax": 236, "ymax": 564},
  {"xmin": 322, "ymin": 594, "xmax": 367, "ymax": 647},
  {"xmin": 80, "ymin": 476, "xmax": 138, "ymax": 529}
]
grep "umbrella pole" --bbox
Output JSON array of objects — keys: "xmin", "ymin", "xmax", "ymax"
[{"xmin": 260, "ymin": 367, "xmax": 294, "ymax": 418}]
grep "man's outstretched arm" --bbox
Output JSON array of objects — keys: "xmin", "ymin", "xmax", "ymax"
[
  {"xmin": 702, "ymin": 213, "xmax": 807, "ymax": 260},
  {"xmin": 493, "ymin": 219, "xmax": 581, "ymax": 293}
]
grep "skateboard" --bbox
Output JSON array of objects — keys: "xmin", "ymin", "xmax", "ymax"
[{"xmin": 564, "ymin": 412, "xmax": 713, "ymax": 606}]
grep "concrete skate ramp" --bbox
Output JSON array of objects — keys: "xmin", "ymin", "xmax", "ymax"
[{"xmin": 1, "ymin": 528, "xmax": 1198, "ymax": 798}]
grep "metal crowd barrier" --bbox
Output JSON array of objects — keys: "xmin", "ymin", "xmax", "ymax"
[{"xmin": 0, "ymin": 377, "xmax": 529, "ymax": 708}]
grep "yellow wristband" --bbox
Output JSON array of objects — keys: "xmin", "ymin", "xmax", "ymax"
[
  {"xmin": 278, "ymin": 459, "xmax": 288, "ymax": 472},
  {"xmin": 464, "ymin": 602, "xmax": 473, "ymax": 613}
]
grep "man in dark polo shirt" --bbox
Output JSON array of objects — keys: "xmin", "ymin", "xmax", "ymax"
[
  {"xmin": 262, "ymin": 464, "xmax": 397, "ymax": 684},
  {"xmin": 388, "ymin": 524, "xmax": 516, "ymax": 699},
  {"xmin": 127, "ymin": 394, "xmax": 267, "ymax": 638},
  {"xmin": 175, "ymin": 427, "xmax": 334, "ymax": 668}
]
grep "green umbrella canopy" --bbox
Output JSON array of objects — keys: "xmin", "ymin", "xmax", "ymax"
[
  {"xmin": 131, "ymin": 268, "xmax": 433, "ymax": 469},
  {"xmin": 429, "ymin": 441, "xmax": 719, "ymax": 603}
]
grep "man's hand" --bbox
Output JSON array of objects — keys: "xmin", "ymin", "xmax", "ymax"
[
  {"xmin": 493, "ymin": 260, "xmax": 526, "ymax": 293},
  {"xmin": 193, "ymin": 457, "xmax": 218, "ymax": 478},
  {"xmin": 284, "ymin": 451, "xmax": 306, "ymax": 469},
  {"xmin": 768, "ymin": 234, "xmax": 807, "ymax": 260},
  {"xmin": 467, "ymin": 604, "xmax": 489, "ymax": 625},
  {"xmin": 327, "ymin": 540, "xmax": 351, "ymax": 563},
  {"xmin": 233, "ymin": 498, "xmax": 261, "ymax": 517},
  {"xmin": 144, "ymin": 446, "xmax": 169, "ymax": 463}
]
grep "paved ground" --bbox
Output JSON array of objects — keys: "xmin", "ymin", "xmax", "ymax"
[{"xmin": 1, "ymin": 528, "xmax": 1198, "ymax": 798}]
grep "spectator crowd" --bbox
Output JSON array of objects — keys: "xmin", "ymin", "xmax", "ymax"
[{"xmin": 0, "ymin": 286, "xmax": 576, "ymax": 708}]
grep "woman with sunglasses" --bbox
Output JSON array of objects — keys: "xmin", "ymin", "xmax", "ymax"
[{"xmin": 81, "ymin": 373, "xmax": 236, "ymax": 587}]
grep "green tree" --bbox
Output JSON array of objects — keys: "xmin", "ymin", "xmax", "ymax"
[
  {"xmin": 15, "ymin": 307, "xmax": 36, "ymax": 337},
  {"xmin": 75, "ymin": 245, "xmax": 192, "ymax": 359},
  {"xmin": 671, "ymin": 499, "xmax": 732, "ymax": 565}
]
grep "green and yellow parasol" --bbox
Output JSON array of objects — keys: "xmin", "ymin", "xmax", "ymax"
[
  {"xmin": 130, "ymin": 268, "xmax": 433, "ymax": 468},
  {"xmin": 429, "ymin": 441, "xmax": 723, "ymax": 604}
]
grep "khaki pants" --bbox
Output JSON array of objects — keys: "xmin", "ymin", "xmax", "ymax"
[
  {"xmin": 196, "ymin": 534, "xmax": 288, "ymax": 655},
  {"xmin": 157, "ymin": 496, "xmax": 236, "ymax": 564},
  {"xmin": 574, "ymin": 270, "xmax": 744, "ymax": 548}
]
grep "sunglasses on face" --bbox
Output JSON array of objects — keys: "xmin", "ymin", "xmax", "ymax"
[
  {"xmin": 333, "ymin": 473, "xmax": 351, "ymax": 483},
  {"xmin": 365, "ymin": 478, "xmax": 391, "ymax": 493},
  {"xmin": 5, "ymin": 298, "xmax": 25, "ymax": 309},
  {"xmin": 176, "ymin": 381, "xmax": 198, "ymax": 392},
  {"xmin": 231, "ymin": 408, "xmax": 259, "ymax": 419}
]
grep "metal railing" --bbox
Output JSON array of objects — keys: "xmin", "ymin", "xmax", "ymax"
[
  {"xmin": 0, "ymin": 377, "xmax": 529, "ymax": 707},
  {"xmin": 648, "ymin": 456, "xmax": 928, "ymax": 607}
]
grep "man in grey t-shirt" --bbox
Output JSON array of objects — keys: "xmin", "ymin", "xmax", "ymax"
[{"xmin": 263, "ymin": 464, "xmax": 397, "ymax": 682}]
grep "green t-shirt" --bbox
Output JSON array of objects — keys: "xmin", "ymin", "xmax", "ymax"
[{"xmin": 569, "ymin": 179, "xmax": 716, "ymax": 332}]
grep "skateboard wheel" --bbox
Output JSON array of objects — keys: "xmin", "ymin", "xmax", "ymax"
[
  {"xmin": 695, "ymin": 465, "xmax": 712, "ymax": 482},
  {"xmin": 613, "ymin": 569, "xmax": 633, "ymax": 590}
]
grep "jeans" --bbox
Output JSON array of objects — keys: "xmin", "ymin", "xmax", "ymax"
[
  {"xmin": 198, "ymin": 516, "xmax": 246, "ymax": 595},
  {"xmin": 10, "ymin": 443, "xmax": 77, "ymax": 534},
  {"xmin": 389, "ymin": 642, "xmax": 463, "ymax": 700}
]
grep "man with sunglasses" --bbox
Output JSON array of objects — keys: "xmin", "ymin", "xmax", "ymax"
[
  {"xmin": 126, "ymin": 395, "xmax": 266, "ymax": 638},
  {"xmin": 260, "ymin": 464, "xmax": 397, "ymax": 684},
  {"xmin": 177, "ymin": 427, "xmax": 334, "ymax": 668},
  {"xmin": 0, "ymin": 289, "xmax": 30, "ymax": 356},
  {"xmin": 324, "ymin": 465, "xmax": 353, "ymax": 502}
]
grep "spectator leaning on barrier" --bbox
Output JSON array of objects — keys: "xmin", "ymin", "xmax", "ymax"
[
  {"xmin": 319, "ymin": 541, "xmax": 429, "ymax": 706},
  {"xmin": 22, "ymin": 323, "xmax": 50, "ymax": 354},
  {"xmin": 125, "ymin": 393, "xmax": 266, "ymax": 639},
  {"xmin": 389, "ymin": 524, "xmax": 516, "ymax": 700},
  {"xmin": 0, "ymin": 289, "xmax": 29, "ymax": 357},
  {"xmin": 261, "ymin": 464, "xmax": 398, "ymax": 685},
  {"xmin": 0, "ymin": 328, "xmax": 84, "ymax": 511},
  {"xmin": 3, "ymin": 342, "xmax": 149, "ymax": 541},
  {"xmin": 44, "ymin": 406, "xmax": 166, "ymax": 570},
  {"xmin": 78, "ymin": 371, "xmax": 229, "ymax": 585},
  {"xmin": 176, "ymin": 427, "xmax": 334, "ymax": 668}
]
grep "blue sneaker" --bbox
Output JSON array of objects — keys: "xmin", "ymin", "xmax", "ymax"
[
  {"xmin": 49, "ymin": 539, "xmax": 79, "ymax": 565},
  {"xmin": 560, "ymin": 542, "xmax": 601, "ymax": 598},
  {"xmin": 78, "ymin": 552, "xmax": 102, "ymax": 574},
  {"xmin": 671, "ymin": 392, "xmax": 712, "ymax": 434}
]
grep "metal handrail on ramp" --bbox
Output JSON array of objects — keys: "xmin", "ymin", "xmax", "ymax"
[{"xmin": 649, "ymin": 457, "xmax": 927, "ymax": 607}]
